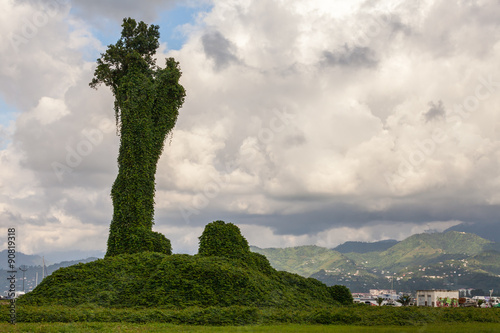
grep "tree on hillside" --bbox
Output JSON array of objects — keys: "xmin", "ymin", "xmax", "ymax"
[
  {"xmin": 90, "ymin": 18, "xmax": 186, "ymax": 257},
  {"xmin": 376, "ymin": 297, "xmax": 385, "ymax": 306}
]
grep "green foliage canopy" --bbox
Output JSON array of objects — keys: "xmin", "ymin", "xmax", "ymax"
[
  {"xmin": 198, "ymin": 221, "xmax": 275, "ymax": 275},
  {"xmin": 397, "ymin": 294, "xmax": 412, "ymax": 306},
  {"xmin": 198, "ymin": 221, "xmax": 251, "ymax": 259},
  {"xmin": 90, "ymin": 18, "xmax": 185, "ymax": 257},
  {"xmin": 328, "ymin": 285, "xmax": 353, "ymax": 305}
]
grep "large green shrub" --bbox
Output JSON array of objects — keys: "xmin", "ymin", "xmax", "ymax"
[
  {"xmin": 198, "ymin": 221, "xmax": 251, "ymax": 259},
  {"xmin": 198, "ymin": 221, "xmax": 275, "ymax": 275},
  {"xmin": 328, "ymin": 284, "xmax": 353, "ymax": 305},
  {"xmin": 6, "ymin": 304, "xmax": 500, "ymax": 325}
]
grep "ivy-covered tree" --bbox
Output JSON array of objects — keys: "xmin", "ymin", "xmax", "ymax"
[
  {"xmin": 90, "ymin": 18, "xmax": 186, "ymax": 257},
  {"xmin": 198, "ymin": 221, "xmax": 251, "ymax": 259},
  {"xmin": 197, "ymin": 220, "xmax": 275, "ymax": 274}
]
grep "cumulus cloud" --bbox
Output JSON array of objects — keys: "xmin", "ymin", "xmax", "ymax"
[
  {"xmin": 159, "ymin": 0, "xmax": 500, "ymax": 242},
  {"xmin": 1, "ymin": 0, "xmax": 500, "ymax": 258}
]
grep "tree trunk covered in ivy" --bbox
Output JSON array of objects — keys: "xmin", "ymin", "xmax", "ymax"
[{"xmin": 90, "ymin": 18, "xmax": 185, "ymax": 257}]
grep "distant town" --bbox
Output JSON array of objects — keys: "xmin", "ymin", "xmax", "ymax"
[{"xmin": 352, "ymin": 288, "xmax": 499, "ymax": 308}]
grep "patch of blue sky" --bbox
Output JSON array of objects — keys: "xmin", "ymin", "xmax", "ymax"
[
  {"xmin": 70, "ymin": 2, "xmax": 213, "ymax": 60},
  {"xmin": 64, "ymin": 16, "xmax": 119, "ymax": 62},
  {"xmin": 0, "ymin": 96, "xmax": 18, "ymax": 149},
  {"xmin": 84, "ymin": 19, "xmax": 121, "ymax": 51},
  {"xmin": 66, "ymin": 5, "xmax": 121, "ymax": 62},
  {"xmin": 155, "ymin": 2, "xmax": 213, "ymax": 51}
]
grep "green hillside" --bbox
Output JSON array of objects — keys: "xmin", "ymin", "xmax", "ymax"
[
  {"xmin": 252, "ymin": 231, "xmax": 500, "ymax": 293},
  {"xmin": 467, "ymin": 250, "xmax": 500, "ymax": 275},
  {"xmin": 345, "ymin": 231, "xmax": 492, "ymax": 272},
  {"xmin": 250, "ymin": 245, "xmax": 355, "ymax": 277},
  {"xmin": 385, "ymin": 231, "xmax": 491, "ymax": 256},
  {"xmin": 332, "ymin": 239, "xmax": 398, "ymax": 253}
]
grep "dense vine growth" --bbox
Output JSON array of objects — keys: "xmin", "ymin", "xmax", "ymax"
[{"xmin": 90, "ymin": 18, "xmax": 185, "ymax": 257}]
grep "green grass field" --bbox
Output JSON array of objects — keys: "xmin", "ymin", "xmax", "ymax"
[
  {"xmin": 3, "ymin": 304, "xmax": 500, "ymax": 327},
  {"xmin": 3, "ymin": 302, "xmax": 500, "ymax": 332},
  {"xmin": 2, "ymin": 323, "xmax": 500, "ymax": 332}
]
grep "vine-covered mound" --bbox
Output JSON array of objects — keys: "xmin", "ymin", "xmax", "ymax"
[
  {"xmin": 19, "ymin": 221, "xmax": 350, "ymax": 308},
  {"xmin": 18, "ymin": 252, "xmax": 338, "ymax": 308}
]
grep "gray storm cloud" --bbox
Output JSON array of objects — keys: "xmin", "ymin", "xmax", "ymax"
[
  {"xmin": 70, "ymin": 0, "xmax": 179, "ymax": 23},
  {"xmin": 201, "ymin": 30, "xmax": 239, "ymax": 70},
  {"xmin": 323, "ymin": 45, "xmax": 378, "ymax": 68},
  {"xmin": 424, "ymin": 100, "xmax": 445, "ymax": 122},
  {"xmin": 1, "ymin": 0, "xmax": 500, "ymax": 257}
]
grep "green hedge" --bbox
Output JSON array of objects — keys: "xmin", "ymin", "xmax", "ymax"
[{"xmin": 2, "ymin": 305, "xmax": 500, "ymax": 325}]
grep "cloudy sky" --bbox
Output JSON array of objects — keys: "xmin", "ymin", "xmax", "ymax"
[{"xmin": 1, "ymin": 0, "xmax": 500, "ymax": 261}]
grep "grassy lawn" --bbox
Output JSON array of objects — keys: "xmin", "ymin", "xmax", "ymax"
[{"xmin": 2, "ymin": 323, "xmax": 500, "ymax": 333}]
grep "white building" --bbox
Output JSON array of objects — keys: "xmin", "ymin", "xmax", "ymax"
[
  {"xmin": 473, "ymin": 296, "xmax": 500, "ymax": 305},
  {"xmin": 416, "ymin": 290, "xmax": 459, "ymax": 307},
  {"xmin": 369, "ymin": 289, "xmax": 396, "ymax": 296}
]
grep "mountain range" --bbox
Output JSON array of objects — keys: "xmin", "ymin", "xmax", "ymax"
[
  {"xmin": 332, "ymin": 239, "xmax": 399, "ymax": 254},
  {"xmin": 444, "ymin": 222, "xmax": 500, "ymax": 243},
  {"xmin": 0, "ymin": 250, "xmax": 46, "ymax": 270},
  {"xmin": 251, "ymin": 231, "xmax": 500, "ymax": 294}
]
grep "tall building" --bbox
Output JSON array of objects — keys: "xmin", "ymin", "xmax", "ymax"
[{"xmin": 416, "ymin": 290, "xmax": 459, "ymax": 307}]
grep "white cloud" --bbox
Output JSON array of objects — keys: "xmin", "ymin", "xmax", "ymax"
[
  {"xmin": 1, "ymin": 0, "xmax": 500, "ymax": 259},
  {"xmin": 29, "ymin": 97, "xmax": 69, "ymax": 125}
]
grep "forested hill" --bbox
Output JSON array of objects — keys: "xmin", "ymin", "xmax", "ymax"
[
  {"xmin": 250, "ymin": 245, "xmax": 350, "ymax": 278},
  {"xmin": 252, "ymin": 231, "xmax": 500, "ymax": 293},
  {"xmin": 332, "ymin": 239, "xmax": 399, "ymax": 253}
]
